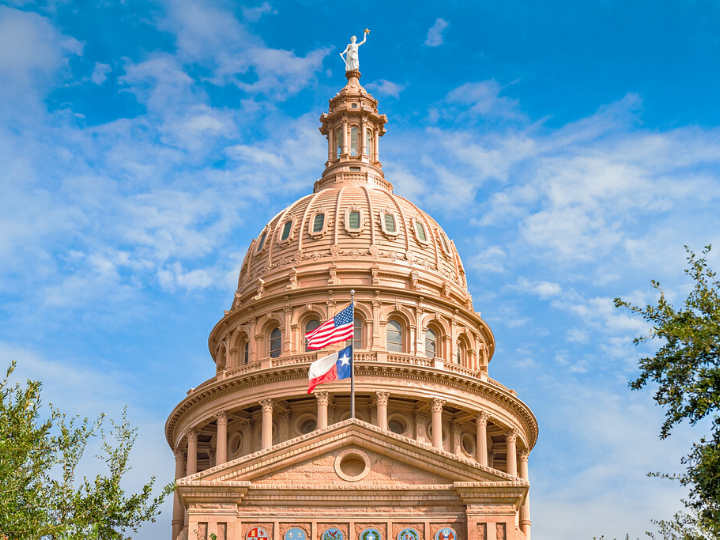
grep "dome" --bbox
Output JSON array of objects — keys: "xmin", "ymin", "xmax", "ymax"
[{"xmin": 234, "ymin": 183, "xmax": 470, "ymax": 313}]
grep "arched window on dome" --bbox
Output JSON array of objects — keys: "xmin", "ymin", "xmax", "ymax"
[
  {"xmin": 353, "ymin": 318, "xmax": 363, "ymax": 349},
  {"xmin": 350, "ymin": 126, "xmax": 359, "ymax": 156},
  {"xmin": 280, "ymin": 221, "xmax": 292, "ymax": 242},
  {"xmin": 349, "ymin": 211, "xmax": 360, "ymax": 229},
  {"xmin": 387, "ymin": 320, "xmax": 403, "ymax": 353},
  {"xmin": 269, "ymin": 327, "xmax": 282, "ymax": 358},
  {"xmin": 312, "ymin": 213, "xmax": 325, "ymax": 233},
  {"xmin": 305, "ymin": 319, "xmax": 321, "ymax": 352},
  {"xmin": 365, "ymin": 128, "xmax": 373, "ymax": 157},
  {"xmin": 256, "ymin": 231, "xmax": 267, "ymax": 252},
  {"xmin": 456, "ymin": 340, "xmax": 463, "ymax": 365},
  {"xmin": 425, "ymin": 328, "xmax": 437, "ymax": 359},
  {"xmin": 335, "ymin": 128, "xmax": 343, "ymax": 157},
  {"xmin": 244, "ymin": 341, "xmax": 249, "ymax": 364}
]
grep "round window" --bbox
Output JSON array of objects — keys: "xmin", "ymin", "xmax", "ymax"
[
  {"xmin": 426, "ymin": 423, "xmax": 448, "ymax": 443},
  {"xmin": 300, "ymin": 419, "xmax": 317, "ymax": 434},
  {"xmin": 388, "ymin": 417, "xmax": 407, "ymax": 435},
  {"xmin": 462, "ymin": 433, "xmax": 475, "ymax": 455},
  {"xmin": 333, "ymin": 448, "xmax": 371, "ymax": 481}
]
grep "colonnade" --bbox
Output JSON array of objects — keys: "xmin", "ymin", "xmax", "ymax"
[{"xmin": 172, "ymin": 392, "xmax": 531, "ymax": 540}]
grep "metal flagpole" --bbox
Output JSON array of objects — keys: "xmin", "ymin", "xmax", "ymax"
[{"xmin": 350, "ymin": 289, "xmax": 355, "ymax": 420}]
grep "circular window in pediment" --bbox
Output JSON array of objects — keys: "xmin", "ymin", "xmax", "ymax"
[{"xmin": 334, "ymin": 448, "xmax": 370, "ymax": 482}]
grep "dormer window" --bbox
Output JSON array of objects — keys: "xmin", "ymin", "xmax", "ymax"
[
  {"xmin": 256, "ymin": 231, "xmax": 267, "ymax": 252},
  {"xmin": 415, "ymin": 221, "xmax": 427, "ymax": 242},
  {"xmin": 349, "ymin": 211, "xmax": 360, "ymax": 229},
  {"xmin": 313, "ymin": 213, "xmax": 325, "ymax": 233},
  {"xmin": 385, "ymin": 213, "xmax": 395, "ymax": 232},
  {"xmin": 379, "ymin": 209, "xmax": 399, "ymax": 238},
  {"xmin": 281, "ymin": 221, "xmax": 292, "ymax": 241},
  {"xmin": 309, "ymin": 208, "xmax": 329, "ymax": 239},
  {"xmin": 350, "ymin": 127, "xmax": 359, "ymax": 156},
  {"xmin": 440, "ymin": 232, "xmax": 452, "ymax": 256}
]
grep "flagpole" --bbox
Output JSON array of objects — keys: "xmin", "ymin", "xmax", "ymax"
[{"xmin": 350, "ymin": 289, "xmax": 355, "ymax": 420}]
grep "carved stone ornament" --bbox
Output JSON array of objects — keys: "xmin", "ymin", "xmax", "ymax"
[
  {"xmin": 186, "ymin": 429, "xmax": 199, "ymax": 443},
  {"xmin": 430, "ymin": 397, "xmax": 446, "ymax": 412},
  {"xmin": 476, "ymin": 410, "xmax": 490, "ymax": 425},
  {"xmin": 505, "ymin": 429, "xmax": 520, "ymax": 443},
  {"xmin": 286, "ymin": 267, "xmax": 299, "ymax": 290},
  {"xmin": 410, "ymin": 269, "xmax": 420, "ymax": 290},
  {"xmin": 315, "ymin": 391, "xmax": 330, "ymax": 406},
  {"xmin": 259, "ymin": 398, "xmax": 274, "ymax": 412},
  {"xmin": 519, "ymin": 449, "xmax": 530, "ymax": 462},
  {"xmin": 442, "ymin": 281, "xmax": 451, "ymax": 298},
  {"xmin": 253, "ymin": 278, "xmax": 265, "ymax": 301},
  {"xmin": 369, "ymin": 244, "xmax": 379, "ymax": 259},
  {"xmin": 371, "ymin": 264, "xmax": 380, "ymax": 285},
  {"xmin": 215, "ymin": 411, "xmax": 228, "ymax": 426},
  {"xmin": 375, "ymin": 391, "xmax": 390, "ymax": 405}
]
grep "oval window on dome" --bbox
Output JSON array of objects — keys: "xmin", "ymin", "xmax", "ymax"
[
  {"xmin": 349, "ymin": 211, "xmax": 360, "ymax": 229},
  {"xmin": 313, "ymin": 213, "xmax": 325, "ymax": 233},
  {"xmin": 384, "ymin": 213, "xmax": 396, "ymax": 233},
  {"xmin": 256, "ymin": 231, "xmax": 267, "ymax": 252},
  {"xmin": 415, "ymin": 220, "xmax": 427, "ymax": 242},
  {"xmin": 280, "ymin": 221, "xmax": 292, "ymax": 241}
]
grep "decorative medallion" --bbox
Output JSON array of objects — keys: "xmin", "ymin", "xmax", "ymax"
[
  {"xmin": 397, "ymin": 529, "xmax": 419, "ymax": 540},
  {"xmin": 434, "ymin": 529, "xmax": 456, "ymax": 540},
  {"xmin": 284, "ymin": 528, "xmax": 307, "ymax": 540},
  {"xmin": 322, "ymin": 528, "xmax": 344, "ymax": 540},
  {"xmin": 360, "ymin": 528, "xmax": 382, "ymax": 540},
  {"xmin": 247, "ymin": 527, "xmax": 269, "ymax": 540}
]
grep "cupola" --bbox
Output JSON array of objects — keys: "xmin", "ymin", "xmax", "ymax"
[{"xmin": 316, "ymin": 70, "xmax": 390, "ymax": 193}]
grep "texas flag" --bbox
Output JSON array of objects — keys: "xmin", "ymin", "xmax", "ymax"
[{"xmin": 307, "ymin": 345, "xmax": 352, "ymax": 393}]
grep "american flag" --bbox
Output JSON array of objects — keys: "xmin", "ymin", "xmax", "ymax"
[{"xmin": 305, "ymin": 304, "xmax": 354, "ymax": 350}]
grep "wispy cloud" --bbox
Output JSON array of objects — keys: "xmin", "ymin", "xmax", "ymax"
[
  {"xmin": 425, "ymin": 18, "xmax": 449, "ymax": 47},
  {"xmin": 367, "ymin": 79, "xmax": 406, "ymax": 97}
]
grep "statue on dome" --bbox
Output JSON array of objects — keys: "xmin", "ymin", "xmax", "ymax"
[{"xmin": 340, "ymin": 29, "xmax": 369, "ymax": 72}]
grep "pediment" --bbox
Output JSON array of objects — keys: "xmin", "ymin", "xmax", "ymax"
[{"xmin": 180, "ymin": 419, "xmax": 518, "ymax": 488}]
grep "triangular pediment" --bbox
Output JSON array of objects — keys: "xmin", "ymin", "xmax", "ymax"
[{"xmin": 180, "ymin": 419, "xmax": 519, "ymax": 488}]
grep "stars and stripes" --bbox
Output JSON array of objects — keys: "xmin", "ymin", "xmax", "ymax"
[{"xmin": 304, "ymin": 303, "xmax": 354, "ymax": 350}]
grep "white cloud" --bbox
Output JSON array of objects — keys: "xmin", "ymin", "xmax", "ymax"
[
  {"xmin": 445, "ymin": 80, "xmax": 524, "ymax": 121},
  {"xmin": 241, "ymin": 2, "xmax": 276, "ymax": 22},
  {"xmin": 425, "ymin": 18, "xmax": 449, "ymax": 47},
  {"xmin": 366, "ymin": 79, "xmax": 406, "ymax": 97},
  {"xmin": 90, "ymin": 62, "xmax": 111, "ymax": 84}
]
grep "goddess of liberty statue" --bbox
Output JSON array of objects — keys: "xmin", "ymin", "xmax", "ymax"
[{"xmin": 340, "ymin": 29, "xmax": 369, "ymax": 72}]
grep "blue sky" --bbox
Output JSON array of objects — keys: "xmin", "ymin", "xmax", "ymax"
[{"xmin": 2, "ymin": 0, "xmax": 720, "ymax": 538}]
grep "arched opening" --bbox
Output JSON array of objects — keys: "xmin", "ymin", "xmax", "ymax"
[
  {"xmin": 335, "ymin": 128, "xmax": 343, "ymax": 157},
  {"xmin": 244, "ymin": 341, "xmax": 249, "ymax": 364},
  {"xmin": 365, "ymin": 128, "xmax": 373, "ymax": 157},
  {"xmin": 350, "ymin": 126, "xmax": 359, "ymax": 156},
  {"xmin": 269, "ymin": 327, "xmax": 282, "ymax": 358},
  {"xmin": 305, "ymin": 319, "xmax": 321, "ymax": 351},
  {"xmin": 425, "ymin": 328, "xmax": 437, "ymax": 359},
  {"xmin": 353, "ymin": 318, "xmax": 363, "ymax": 349},
  {"xmin": 387, "ymin": 320, "xmax": 403, "ymax": 353}
]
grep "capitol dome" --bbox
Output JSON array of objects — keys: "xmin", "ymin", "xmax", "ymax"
[{"xmin": 166, "ymin": 69, "xmax": 538, "ymax": 540}]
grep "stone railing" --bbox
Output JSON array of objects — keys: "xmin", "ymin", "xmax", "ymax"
[{"xmin": 191, "ymin": 350, "xmax": 492, "ymax": 395}]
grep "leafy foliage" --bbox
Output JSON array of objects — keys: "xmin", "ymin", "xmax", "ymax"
[
  {"xmin": 614, "ymin": 246, "xmax": 720, "ymax": 538},
  {"xmin": 0, "ymin": 361, "xmax": 174, "ymax": 539}
]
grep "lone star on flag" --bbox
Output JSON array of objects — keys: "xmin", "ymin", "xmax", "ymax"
[{"xmin": 339, "ymin": 351, "xmax": 351, "ymax": 366}]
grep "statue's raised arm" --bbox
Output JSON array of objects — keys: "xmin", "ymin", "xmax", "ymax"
[{"xmin": 340, "ymin": 30, "xmax": 369, "ymax": 72}]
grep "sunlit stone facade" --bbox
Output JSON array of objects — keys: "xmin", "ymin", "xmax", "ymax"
[{"xmin": 166, "ymin": 70, "xmax": 538, "ymax": 540}]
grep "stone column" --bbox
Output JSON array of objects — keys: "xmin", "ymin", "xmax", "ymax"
[
  {"xmin": 413, "ymin": 409, "xmax": 427, "ymax": 444},
  {"xmin": 368, "ymin": 400, "xmax": 377, "ymax": 425},
  {"xmin": 328, "ymin": 129, "xmax": 334, "ymax": 161},
  {"xmin": 283, "ymin": 306, "xmax": 292, "ymax": 355},
  {"xmin": 361, "ymin": 120, "xmax": 368, "ymax": 156},
  {"xmin": 451, "ymin": 419, "xmax": 462, "ymax": 456},
  {"xmin": 375, "ymin": 391, "xmax": 390, "ymax": 430},
  {"xmin": 248, "ymin": 318, "xmax": 257, "ymax": 363},
  {"xmin": 373, "ymin": 130, "xmax": 379, "ymax": 162},
  {"xmin": 186, "ymin": 430, "xmax": 198, "ymax": 475},
  {"xmin": 414, "ymin": 306, "xmax": 424, "ymax": 356},
  {"xmin": 342, "ymin": 119, "xmax": 349, "ymax": 155},
  {"xmin": 259, "ymin": 398, "xmax": 274, "ymax": 450},
  {"xmin": 171, "ymin": 448, "xmax": 185, "ymax": 540},
  {"xmin": 316, "ymin": 391, "xmax": 329, "ymax": 430},
  {"xmin": 183, "ymin": 429, "xmax": 198, "ymax": 534},
  {"xmin": 505, "ymin": 429, "xmax": 519, "ymax": 477},
  {"xmin": 371, "ymin": 292, "xmax": 382, "ymax": 349},
  {"xmin": 278, "ymin": 410, "xmax": 291, "ymax": 442},
  {"xmin": 430, "ymin": 398, "xmax": 445, "ymax": 450},
  {"xmin": 215, "ymin": 412, "xmax": 228, "ymax": 466},
  {"xmin": 476, "ymin": 411, "xmax": 489, "ymax": 467},
  {"xmin": 519, "ymin": 450, "xmax": 531, "ymax": 540}
]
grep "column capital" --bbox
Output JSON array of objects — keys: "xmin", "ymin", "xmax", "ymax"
[
  {"xmin": 413, "ymin": 409, "xmax": 426, "ymax": 422},
  {"xmin": 186, "ymin": 429, "xmax": 199, "ymax": 443},
  {"xmin": 519, "ymin": 449, "xmax": 530, "ymax": 462},
  {"xmin": 451, "ymin": 418, "xmax": 461, "ymax": 434},
  {"xmin": 174, "ymin": 447, "xmax": 186, "ymax": 461},
  {"xmin": 238, "ymin": 417, "xmax": 253, "ymax": 429},
  {"xmin": 315, "ymin": 391, "xmax": 330, "ymax": 406},
  {"xmin": 430, "ymin": 397, "xmax": 446, "ymax": 412},
  {"xmin": 259, "ymin": 398, "xmax": 274, "ymax": 413},
  {"xmin": 476, "ymin": 410, "xmax": 490, "ymax": 425},
  {"xmin": 505, "ymin": 428, "xmax": 520, "ymax": 443},
  {"xmin": 375, "ymin": 391, "xmax": 390, "ymax": 406},
  {"xmin": 278, "ymin": 410, "xmax": 291, "ymax": 423},
  {"xmin": 215, "ymin": 411, "xmax": 229, "ymax": 426}
]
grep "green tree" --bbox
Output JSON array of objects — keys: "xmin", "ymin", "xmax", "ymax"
[
  {"xmin": 614, "ymin": 246, "xmax": 720, "ymax": 539},
  {"xmin": 0, "ymin": 361, "xmax": 173, "ymax": 539}
]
